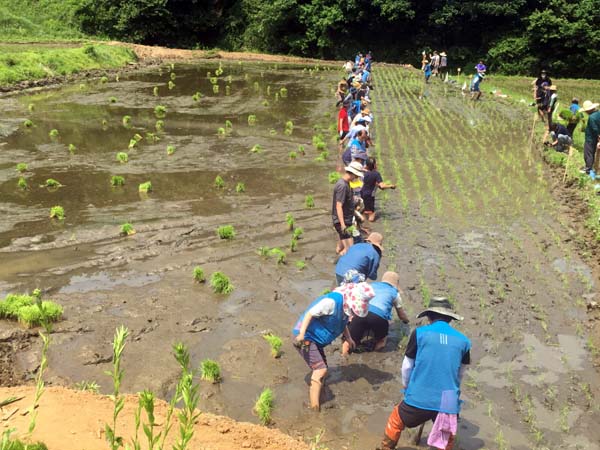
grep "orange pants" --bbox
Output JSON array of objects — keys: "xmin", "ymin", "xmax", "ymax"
[{"xmin": 380, "ymin": 404, "xmax": 455, "ymax": 450}]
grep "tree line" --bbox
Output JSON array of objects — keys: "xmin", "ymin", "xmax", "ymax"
[{"xmin": 73, "ymin": 0, "xmax": 600, "ymax": 78}]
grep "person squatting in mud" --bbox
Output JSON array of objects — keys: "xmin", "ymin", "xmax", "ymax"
[
  {"xmin": 378, "ymin": 297, "xmax": 471, "ymax": 450},
  {"xmin": 292, "ymin": 282, "xmax": 375, "ymax": 411}
]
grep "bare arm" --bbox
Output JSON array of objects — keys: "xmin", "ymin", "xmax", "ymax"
[
  {"xmin": 377, "ymin": 181, "xmax": 396, "ymax": 190},
  {"xmin": 295, "ymin": 313, "xmax": 313, "ymax": 342},
  {"xmin": 342, "ymin": 326, "xmax": 355, "ymax": 350},
  {"xmin": 395, "ymin": 306, "xmax": 410, "ymax": 324}
]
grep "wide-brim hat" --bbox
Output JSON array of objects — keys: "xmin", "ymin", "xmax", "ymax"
[
  {"xmin": 366, "ymin": 232, "xmax": 384, "ymax": 250},
  {"xmin": 440, "ymin": 52, "xmax": 447, "ymax": 56},
  {"xmin": 582, "ymin": 100, "xmax": 599, "ymax": 112},
  {"xmin": 417, "ymin": 297, "xmax": 463, "ymax": 321},
  {"xmin": 345, "ymin": 161, "xmax": 365, "ymax": 177}
]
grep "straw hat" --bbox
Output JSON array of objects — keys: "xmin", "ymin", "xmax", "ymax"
[
  {"xmin": 366, "ymin": 232, "xmax": 384, "ymax": 251},
  {"xmin": 417, "ymin": 297, "xmax": 463, "ymax": 321},
  {"xmin": 582, "ymin": 100, "xmax": 599, "ymax": 112},
  {"xmin": 440, "ymin": 52, "xmax": 447, "ymax": 57},
  {"xmin": 381, "ymin": 271, "xmax": 400, "ymax": 289},
  {"xmin": 549, "ymin": 85, "xmax": 558, "ymax": 91},
  {"xmin": 345, "ymin": 161, "xmax": 365, "ymax": 177}
]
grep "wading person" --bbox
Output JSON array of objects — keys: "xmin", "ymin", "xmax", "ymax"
[
  {"xmin": 335, "ymin": 232, "xmax": 383, "ymax": 285},
  {"xmin": 332, "ymin": 161, "xmax": 364, "ymax": 255},
  {"xmin": 342, "ymin": 271, "xmax": 409, "ymax": 355},
  {"xmin": 293, "ymin": 282, "xmax": 375, "ymax": 411},
  {"xmin": 362, "ymin": 157, "xmax": 396, "ymax": 222},
  {"xmin": 378, "ymin": 297, "xmax": 471, "ymax": 450},
  {"xmin": 581, "ymin": 100, "xmax": 600, "ymax": 178}
]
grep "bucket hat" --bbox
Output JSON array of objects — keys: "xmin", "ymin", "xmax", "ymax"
[
  {"xmin": 417, "ymin": 296, "xmax": 463, "ymax": 321},
  {"xmin": 582, "ymin": 100, "xmax": 599, "ymax": 112},
  {"xmin": 345, "ymin": 161, "xmax": 365, "ymax": 177},
  {"xmin": 336, "ymin": 282, "xmax": 375, "ymax": 318},
  {"xmin": 366, "ymin": 232, "xmax": 384, "ymax": 251}
]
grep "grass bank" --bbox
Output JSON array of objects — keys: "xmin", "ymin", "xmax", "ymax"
[
  {"xmin": 0, "ymin": 43, "xmax": 137, "ymax": 87},
  {"xmin": 488, "ymin": 76, "xmax": 600, "ymax": 242}
]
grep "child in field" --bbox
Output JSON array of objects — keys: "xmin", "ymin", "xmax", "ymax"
[{"xmin": 362, "ymin": 157, "xmax": 396, "ymax": 222}]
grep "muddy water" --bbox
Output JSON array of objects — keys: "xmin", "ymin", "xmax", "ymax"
[{"xmin": 1, "ymin": 62, "xmax": 599, "ymax": 450}]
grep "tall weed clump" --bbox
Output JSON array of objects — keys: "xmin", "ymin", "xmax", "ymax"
[{"xmin": 105, "ymin": 326, "xmax": 129, "ymax": 450}]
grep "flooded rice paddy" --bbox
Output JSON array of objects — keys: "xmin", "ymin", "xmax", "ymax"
[{"xmin": 0, "ymin": 62, "xmax": 599, "ymax": 449}]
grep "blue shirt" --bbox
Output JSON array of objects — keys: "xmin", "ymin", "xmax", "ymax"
[
  {"xmin": 335, "ymin": 242, "xmax": 381, "ymax": 280},
  {"xmin": 404, "ymin": 321, "xmax": 471, "ymax": 414},
  {"xmin": 292, "ymin": 292, "xmax": 347, "ymax": 347},
  {"xmin": 361, "ymin": 70, "xmax": 370, "ymax": 83},
  {"xmin": 570, "ymin": 103, "xmax": 580, "ymax": 114},
  {"xmin": 369, "ymin": 282, "xmax": 400, "ymax": 320}
]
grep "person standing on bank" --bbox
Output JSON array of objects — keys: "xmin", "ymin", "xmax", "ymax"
[
  {"xmin": 533, "ymin": 70, "xmax": 552, "ymax": 120},
  {"xmin": 581, "ymin": 100, "xmax": 600, "ymax": 178},
  {"xmin": 378, "ymin": 297, "xmax": 471, "ymax": 450},
  {"xmin": 293, "ymin": 282, "xmax": 375, "ymax": 411},
  {"xmin": 342, "ymin": 271, "xmax": 409, "ymax": 355},
  {"xmin": 332, "ymin": 161, "xmax": 364, "ymax": 255}
]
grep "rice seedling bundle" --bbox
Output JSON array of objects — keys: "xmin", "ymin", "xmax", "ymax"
[
  {"xmin": 16, "ymin": 163, "xmax": 27, "ymax": 172},
  {"xmin": 200, "ymin": 359, "xmax": 221, "ymax": 383},
  {"xmin": 68, "ymin": 144, "xmax": 76, "ymax": 154},
  {"xmin": 213, "ymin": 84, "xmax": 219, "ymax": 94},
  {"xmin": 17, "ymin": 177, "xmax": 28, "ymax": 190},
  {"xmin": 328, "ymin": 171, "xmax": 341, "ymax": 184},
  {"xmin": 254, "ymin": 388, "xmax": 274, "ymax": 425},
  {"xmin": 248, "ymin": 115, "xmax": 257, "ymax": 126},
  {"xmin": 210, "ymin": 272, "xmax": 234, "ymax": 294},
  {"xmin": 305, "ymin": 195, "xmax": 315, "ymax": 208},
  {"xmin": 154, "ymin": 105, "xmax": 167, "ymax": 119},
  {"xmin": 168, "ymin": 80, "xmax": 176, "ymax": 90},
  {"xmin": 236, "ymin": 182, "xmax": 246, "ymax": 193},
  {"xmin": 122, "ymin": 116, "xmax": 132, "ymax": 127},
  {"xmin": 192, "ymin": 92, "xmax": 202, "ymax": 101},
  {"xmin": 250, "ymin": 144, "xmax": 262, "ymax": 153},
  {"xmin": 49, "ymin": 206, "xmax": 64, "ymax": 220},
  {"xmin": 269, "ymin": 248, "xmax": 286, "ymax": 265},
  {"xmin": 280, "ymin": 87, "xmax": 288, "ymax": 98},
  {"xmin": 214, "ymin": 175, "xmax": 224, "ymax": 188},
  {"xmin": 44, "ymin": 179, "xmax": 61, "ymax": 188},
  {"xmin": 49, "ymin": 129, "xmax": 59, "ymax": 138},
  {"xmin": 262, "ymin": 334, "xmax": 283, "ymax": 358},
  {"xmin": 193, "ymin": 266, "xmax": 205, "ymax": 283},
  {"xmin": 155, "ymin": 120, "xmax": 165, "ymax": 132},
  {"xmin": 111, "ymin": 175, "xmax": 125, "ymax": 186},
  {"xmin": 217, "ymin": 225, "xmax": 236, "ymax": 240},
  {"xmin": 295, "ymin": 260, "xmax": 306, "ymax": 270},
  {"xmin": 23, "ymin": 119, "xmax": 33, "ymax": 128},
  {"xmin": 116, "ymin": 152, "xmax": 128, "ymax": 163},
  {"xmin": 167, "ymin": 145, "xmax": 176, "ymax": 155},
  {"xmin": 120, "ymin": 223, "xmax": 135, "ymax": 236},
  {"xmin": 138, "ymin": 181, "xmax": 152, "ymax": 193}
]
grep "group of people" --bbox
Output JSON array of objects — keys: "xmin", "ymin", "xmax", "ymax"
[
  {"xmin": 535, "ymin": 69, "xmax": 600, "ymax": 179},
  {"xmin": 292, "ymin": 53, "xmax": 471, "ymax": 450},
  {"xmin": 421, "ymin": 50, "xmax": 448, "ymax": 83}
]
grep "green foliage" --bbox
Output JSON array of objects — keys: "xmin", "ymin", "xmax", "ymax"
[
  {"xmin": 17, "ymin": 177, "xmax": 28, "ymax": 190},
  {"xmin": 43, "ymin": 178, "xmax": 61, "ymax": 188},
  {"xmin": 68, "ymin": 143, "xmax": 76, "ymax": 154},
  {"xmin": 213, "ymin": 84, "xmax": 219, "ymax": 94},
  {"xmin": 116, "ymin": 152, "xmax": 128, "ymax": 163},
  {"xmin": 312, "ymin": 134, "xmax": 326, "ymax": 151},
  {"xmin": 268, "ymin": 248, "xmax": 286, "ymax": 265},
  {"xmin": 193, "ymin": 266, "xmax": 205, "ymax": 283},
  {"xmin": 105, "ymin": 325, "xmax": 129, "ymax": 450},
  {"xmin": 328, "ymin": 171, "xmax": 341, "ymax": 184},
  {"xmin": 49, "ymin": 205, "xmax": 64, "ymax": 220},
  {"xmin": 168, "ymin": 80, "xmax": 175, "ymax": 90},
  {"xmin": 49, "ymin": 129, "xmax": 59, "ymax": 139},
  {"xmin": 248, "ymin": 114, "xmax": 257, "ymax": 126},
  {"xmin": 0, "ymin": 293, "xmax": 63, "ymax": 328},
  {"xmin": 258, "ymin": 246, "xmax": 270, "ymax": 257},
  {"xmin": 23, "ymin": 119, "xmax": 33, "ymax": 128},
  {"xmin": 295, "ymin": 260, "xmax": 306, "ymax": 271},
  {"xmin": 122, "ymin": 115, "xmax": 131, "ymax": 127},
  {"xmin": 200, "ymin": 359, "xmax": 221, "ymax": 383},
  {"xmin": 305, "ymin": 195, "xmax": 315, "ymax": 208},
  {"xmin": 315, "ymin": 151, "xmax": 329, "ymax": 162},
  {"xmin": 16, "ymin": 163, "xmax": 27, "ymax": 172},
  {"xmin": 74, "ymin": 380, "xmax": 100, "ymax": 393},
  {"xmin": 285, "ymin": 213, "xmax": 294, "ymax": 230},
  {"xmin": 289, "ymin": 151, "xmax": 297, "ymax": 159},
  {"xmin": 120, "ymin": 222, "xmax": 135, "ymax": 236},
  {"xmin": 109, "ymin": 96, "xmax": 117, "ymax": 103},
  {"xmin": 292, "ymin": 227, "xmax": 304, "ymax": 239},
  {"xmin": 225, "ymin": 119, "xmax": 233, "ymax": 130},
  {"xmin": 192, "ymin": 91, "xmax": 202, "ymax": 101},
  {"xmin": 250, "ymin": 144, "xmax": 263, "ymax": 153},
  {"xmin": 155, "ymin": 120, "xmax": 165, "ymax": 132},
  {"xmin": 280, "ymin": 87, "xmax": 288, "ymax": 98},
  {"xmin": 236, "ymin": 182, "xmax": 246, "ymax": 193},
  {"xmin": 217, "ymin": 225, "xmax": 236, "ymax": 240},
  {"xmin": 153, "ymin": 86, "xmax": 159, "ymax": 96},
  {"xmin": 210, "ymin": 272, "xmax": 234, "ymax": 294},
  {"xmin": 262, "ymin": 333, "xmax": 283, "ymax": 358},
  {"xmin": 111, "ymin": 175, "xmax": 125, "ymax": 186},
  {"xmin": 214, "ymin": 175, "xmax": 225, "ymax": 188},
  {"xmin": 298, "ymin": 145, "xmax": 305, "ymax": 155},
  {"xmin": 138, "ymin": 181, "xmax": 152, "ymax": 193},
  {"xmin": 217, "ymin": 127, "xmax": 226, "ymax": 136},
  {"xmin": 167, "ymin": 145, "xmax": 176, "ymax": 155},
  {"xmin": 254, "ymin": 388, "xmax": 274, "ymax": 425},
  {"xmin": 154, "ymin": 105, "xmax": 167, "ymax": 119}
]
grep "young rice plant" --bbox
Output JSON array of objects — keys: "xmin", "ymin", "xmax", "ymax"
[{"xmin": 210, "ymin": 272, "xmax": 234, "ymax": 294}]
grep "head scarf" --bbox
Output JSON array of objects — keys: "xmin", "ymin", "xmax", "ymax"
[{"xmin": 335, "ymin": 282, "xmax": 375, "ymax": 318}]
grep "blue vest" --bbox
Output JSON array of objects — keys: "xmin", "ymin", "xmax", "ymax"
[
  {"xmin": 368, "ymin": 282, "xmax": 398, "ymax": 321},
  {"xmin": 404, "ymin": 321, "xmax": 471, "ymax": 414},
  {"xmin": 292, "ymin": 292, "xmax": 347, "ymax": 347},
  {"xmin": 335, "ymin": 243, "xmax": 380, "ymax": 281}
]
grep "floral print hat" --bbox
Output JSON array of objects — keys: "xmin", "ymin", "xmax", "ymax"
[{"xmin": 335, "ymin": 282, "xmax": 375, "ymax": 318}]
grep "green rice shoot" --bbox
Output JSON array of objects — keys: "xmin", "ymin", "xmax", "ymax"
[
  {"xmin": 49, "ymin": 129, "xmax": 59, "ymax": 138},
  {"xmin": 138, "ymin": 181, "xmax": 152, "ymax": 193},
  {"xmin": 262, "ymin": 333, "xmax": 283, "ymax": 358},
  {"xmin": 44, "ymin": 178, "xmax": 61, "ymax": 188},
  {"xmin": 305, "ymin": 195, "xmax": 315, "ymax": 208},
  {"xmin": 200, "ymin": 359, "xmax": 221, "ymax": 383},
  {"xmin": 236, "ymin": 182, "xmax": 246, "ymax": 193},
  {"xmin": 292, "ymin": 227, "xmax": 304, "ymax": 239},
  {"xmin": 68, "ymin": 144, "xmax": 76, "ymax": 154},
  {"xmin": 16, "ymin": 163, "xmax": 28, "ymax": 173},
  {"xmin": 254, "ymin": 388, "xmax": 274, "ymax": 425},
  {"xmin": 154, "ymin": 105, "xmax": 167, "ymax": 118},
  {"xmin": 248, "ymin": 114, "xmax": 257, "ymax": 126},
  {"xmin": 23, "ymin": 119, "xmax": 33, "ymax": 128},
  {"xmin": 122, "ymin": 115, "xmax": 131, "ymax": 127},
  {"xmin": 269, "ymin": 248, "xmax": 286, "ymax": 265},
  {"xmin": 289, "ymin": 151, "xmax": 297, "ymax": 159},
  {"xmin": 214, "ymin": 175, "xmax": 225, "ymax": 188},
  {"xmin": 74, "ymin": 380, "xmax": 100, "ymax": 393},
  {"xmin": 250, "ymin": 144, "xmax": 263, "ymax": 153},
  {"xmin": 210, "ymin": 272, "xmax": 234, "ymax": 294},
  {"xmin": 328, "ymin": 171, "xmax": 341, "ymax": 184},
  {"xmin": 167, "ymin": 145, "xmax": 176, "ymax": 155},
  {"xmin": 295, "ymin": 260, "xmax": 306, "ymax": 270},
  {"xmin": 111, "ymin": 176, "xmax": 125, "ymax": 187},
  {"xmin": 0, "ymin": 293, "xmax": 63, "ymax": 328},
  {"xmin": 217, "ymin": 225, "xmax": 236, "ymax": 240},
  {"xmin": 193, "ymin": 266, "xmax": 205, "ymax": 283},
  {"xmin": 17, "ymin": 177, "xmax": 28, "ymax": 190},
  {"xmin": 116, "ymin": 152, "xmax": 128, "ymax": 163},
  {"xmin": 285, "ymin": 213, "xmax": 295, "ymax": 230},
  {"xmin": 120, "ymin": 223, "xmax": 135, "ymax": 236},
  {"xmin": 49, "ymin": 206, "xmax": 64, "ymax": 220}
]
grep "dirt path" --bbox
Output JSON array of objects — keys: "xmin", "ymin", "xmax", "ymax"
[{"xmin": 0, "ymin": 386, "xmax": 308, "ymax": 450}]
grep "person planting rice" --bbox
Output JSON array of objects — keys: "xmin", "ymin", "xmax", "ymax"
[
  {"xmin": 342, "ymin": 130, "xmax": 368, "ymax": 166},
  {"xmin": 362, "ymin": 157, "xmax": 396, "ymax": 222},
  {"xmin": 332, "ymin": 161, "xmax": 364, "ymax": 255},
  {"xmin": 547, "ymin": 123, "xmax": 572, "ymax": 153},
  {"xmin": 342, "ymin": 271, "xmax": 409, "ymax": 355},
  {"xmin": 293, "ymin": 282, "xmax": 375, "ymax": 411},
  {"xmin": 378, "ymin": 297, "xmax": 471, "ymax": 450},
  {"xmin": 334, "ymin": 232, "xmax": 384, "ymax": 285},
  {"xmin": 581, "ymin": 100, "xmax": 600, "ymax": 178}
]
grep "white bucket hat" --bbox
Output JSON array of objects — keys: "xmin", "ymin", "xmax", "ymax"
[{"xmin": 345, "ymin": 161, "xmax": 365, "ymax": 178}]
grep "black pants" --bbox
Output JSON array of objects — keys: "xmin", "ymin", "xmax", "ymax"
[{"xmin": 584, "ymin": 141, "xmax": 596, "ymax": 172}]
